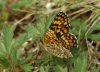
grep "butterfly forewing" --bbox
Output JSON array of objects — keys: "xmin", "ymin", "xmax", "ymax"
[{"xmin": 50, "ymin": 12, "xmax": 70, "ymax": 36}]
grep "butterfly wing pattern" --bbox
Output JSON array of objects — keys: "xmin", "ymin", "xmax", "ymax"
[{"xmin": 43, "ymin": 12, "xmax": 78, "ymax": 58}]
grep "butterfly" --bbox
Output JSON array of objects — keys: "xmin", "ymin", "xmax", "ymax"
[{"xmin": 43, "ymin": 12, "xmax": 78, "ymax": 58}]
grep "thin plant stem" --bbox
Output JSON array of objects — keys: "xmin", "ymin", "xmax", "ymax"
[{"xmin": 8, "ymin": 56, "xmax": 16, "ymax": 72}]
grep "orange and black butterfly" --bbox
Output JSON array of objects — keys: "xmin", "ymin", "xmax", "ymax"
[{"xmin": 43, "ymin": 12, "xmax": 78, "ymax": 58}]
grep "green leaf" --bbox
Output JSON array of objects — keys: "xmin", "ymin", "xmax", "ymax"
[
  {"xmin": 11, "ymin": 34, "xmax": 28, "ymax": 52},
  {"xmin": 53, "ymin": 65, "xmax": 67, "ymax": 72},
  {"xmin": 16, "ymin": 49, "xmax": 21, "ymax": 59},
  {"xmin": 25, "ymin": 25, "xmax": 41, "ymax": 41},
  {"xmin": 73, "ymin": 57, "xmax": 87, "ymax": 72},
  {"xmin": 40, "ymin": 66, "xmax": 46, "ymax": 72},
  {"xmin": 11, "ymin": 0, "xmax": 32, "ymax": 9},
  {"xmin": 40, "ymin": 66, "xmax": 49, "ymax": 72},
  {"xmin": 45, "ymin": 16, "xmax": 54, "ymax": 30},
  {"xmin": 88, "ymin": 23, "xmax": 100, "ymax": 35},
  {"xmin": 0, "ymin": 57, "xmax": 10, "ymax": 68},
  {"xmin": 0, "ymin": 43, "xmax": 6, "ymax": 56},
  {"xmin": 20, "ymin": 54, "xmax": 33, "ymax": 64},
  {"xmin": 36, "ymin": 54, "xmax": 50, "ymax": 64},
  {"xmin": 91, "ymin": 67, "xmax": 99, "ymax": 72},
  {"xmin": 36, "ymin": 22, "xmax": 45, "ymax": 36},
  {"xmin": 88, "ymin": 33, "xmax": 100, "ymax": 40},
  {"xmin": 25, "ymin": 25, "xmax": 38, "ymax": 37},
  {"xmin": 71, "ymin": 19, "xmax": 87, "ymax": 39},
  {"xmin": 0, "ymin": 0, "xmax": 6, "ymax": 10},
  {"xmin": 21, "ymin": 63, "xmax": 33, "ymax": 72},
  {"xmin": 71, "ymin": 19, "xmax": 81, "ymax": 27},
  {"xmin": 11, "ymin": 49, "xmax": 20, "ymax": 65},
  {"xmin": 2, "ymin": 26, "xmax": 14, "ymax": 53}
]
